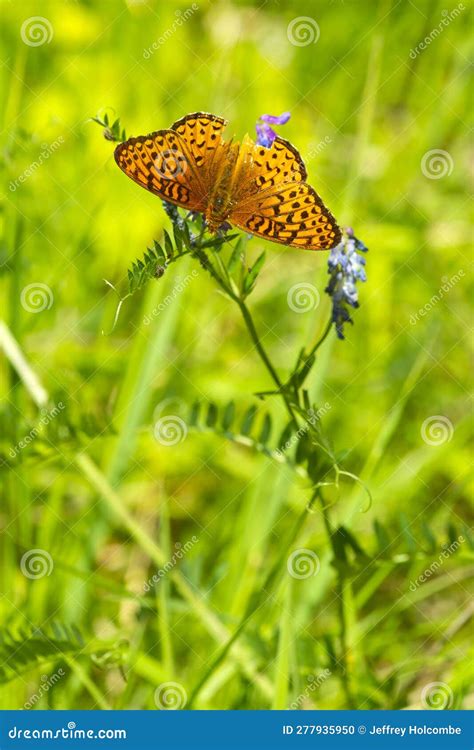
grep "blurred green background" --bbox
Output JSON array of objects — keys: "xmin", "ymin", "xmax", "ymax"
[{"xmin": 1, "ymin": 0, "xmax": 472, "ymax": 710}]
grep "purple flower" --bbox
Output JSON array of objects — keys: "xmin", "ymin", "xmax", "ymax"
[
  {"xmin": 325, "ymin": 228, "xmax": 368, "ymax": 340},
  {"xmin": 255, "ymin": 112, "xmax": 291, "ymax": 147},
  {"xmin": 260, "ymin": 112, "xmax": 291, "ymax": 125},
  {"xmin": 256, "ymin": 123, "xmax": 274, "ymax": 148}
]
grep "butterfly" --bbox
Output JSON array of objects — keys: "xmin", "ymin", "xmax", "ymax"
[{"xmin": 114, "ymin": 112, "xmax": 341, "ymax": 250}]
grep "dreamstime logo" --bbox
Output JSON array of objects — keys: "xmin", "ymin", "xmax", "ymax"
[
  {"xmin": 275, "ymin": 403, "xmax": 331, "ymax": 458},
  {"xmin": 409, "ymin": 270, "xmax": 465, "ymax": 325},
  {"xmin": 154, "ymin": 149, "xmax": 188, "ymax": 179},
  {"xmin": 9, "ymin": 401, "xmax": 65, "ymax": 458},
  {"xmin": 421, "ymin": 149, "xmax": 453, "ymax": 179},
  {"xmin": 306, "ymin": 135, "xmax": 332, "ymax": 162},
  {"xmin": 409, "ymin": 4, "xmax": 465, "ymax": 58},
  {"xmin": 289, "ymin": 669, "xmax": 332, "ymax": 709},
  {"xmin": 9, "ymin": 136, "xmax": 65, "ymax": 191},
  {"xmin": 143, "ymin": 270, "xmax": 198, "ymax": 325},
  {"xmin": 421, "ymin": 416, "xmax": 453, "ymax": 446},
  {"xmin": 143, "ymin": 536, "xmax": 199, "ymax": 592},
  {"xmin": 409, "ymin": 535, "xmax": 464, "ymax": 591},
  {"xmin": 154, "ymin": 681, "xmax": 187, "ymax": 709},
  {"xmin": 287, "ymin": 549, "xmax": 320, "ymax": 579},
  {"xmin": 143, "ymin": 4, "xmax": 199, "ymax": 58},
  {"xmin": 287, "ymin": 16, "xmax": 320, "ymax": 46},
  {"xmin": 8, "ymin": 724, "xmax": 126, "ymax": 740},
  {"xmin": 21, "ymin": 16, "xmax": 53, "ymax": 46},
  {"xmin": 421, "ymin": 681, "xmax": 453, "ymax": 709},
  {"xmin": 20, "ymin": 549, "xmax": 54, "ymax": 579},
  {"xmin": 287, "ymin": 282, "xmax": 320, "ymax": 313},
  {"xmin": 24, "ymin": 668, "xmax": 65, "ymax": 709},
  {"xmin": 152, "ymin": 399, "xmax": 188, "ymax": 446},
  {"xmin": 21, "ymin": 283, "xmax": 54, "ymax": 313},
  {"xmin": 154, "ymin": 416, "xmax": 187, "ymax": 446}
]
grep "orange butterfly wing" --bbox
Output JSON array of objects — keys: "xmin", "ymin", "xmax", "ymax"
[
  {"xmin": 115, "ymin": 113, "xmax": 341, "ymax": 250},
  {"xmin": 114, "ymin": 112, "xmax": 228, "ymax": 211},
  {"xmin": 230, "ymin": 136, "xmax": 341, "ymax": 250},
  {"xmin": 171, "ymin": 112, "xmax": 228, "ymax": 185}
]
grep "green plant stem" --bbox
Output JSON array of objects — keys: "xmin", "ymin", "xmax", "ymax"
[
  {"xmin": 286, "ymin": 318, "xmax": 334, "ymax": 393},
  {"xmin": 319, "ymin": 493, "xmax": 355, "ymax": 708},
  {"xmin": 211, "ymin": 263, "xmax": 355, "ymax": 708},
  {"xmin": 64, "ymin": 655, "xmax": 112, "ymax": 710},
  {"xmin": 188, "ymin": 490, "xmax": 319, "ymax": 706},
  {"xmin": 190, "ymin": 241, "xmax": 298, "ymax": 426},
  {"xmin": 74, "ymin": 452, "xmax": 273, "ymax": 701},
  {"xmin": 305, "ymin": 318, "xmax": 333, "ymax": 362},
  {"xmin": 236, "ymin": 298, "xmax": 299, "ymax": 426}
]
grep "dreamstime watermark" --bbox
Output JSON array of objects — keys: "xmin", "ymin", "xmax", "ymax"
[
  {"xmin": 421, "ymin": 681, "xmax": 454, "ymax": 709},
  {"xmin": 21, "ymin": 282, "xmax": 54, "ymax": 312},
  {"xmin": 306, "ymin": 135, "xmax": 332, "ymax": 162},
  {"xmin": 287, "ymin": 549, "xmax": 320, "ymax": 579},
  {"xmin": 154, "ymin": 149, "xmax": 188, "ymax": 179},
  {"xmin": 287, "ymin": 16, "xmax": 320, "ymax": 46},
  {"xmin": 154, "ymin": 415, "xmax": 187, "ymax": 445},
  {"xmin": 20, "ymin": 549, "xmax": 54, "ymax": 579},
  {"xmin": 143, "ymin": 270, "xmax": 198, "ymax": 325},
  {"xmin": 287, "ymin": 282, "xmax": 320, "ymax": 312},
  {"xmin": 276, "ymin": 403, "xmax": 331, "ymax": 458},
  {"xmin": 9, "ymin": 136, "xmax": 64, "ymax": 191},
  {"xmin": 9, "ymin": 402, "xmax": 65, "ymax": 458},
  {"xmin": 409, "ymin": 270, "xmax": 464, "ymax": 325},
  {"xmin": 154, "ymin": 681, "xmax": 187, "ymax": 709},
  {"xmin": 21, "ymin": 16, "xmax": 53, "ymax": 46},
  {"xmin": 409, "ymin": 535, "xmax": 464, "ymax": 592},
  {"xmin": 143, "ymin": 536, "xmax": 199, "ymax": 592},
  {"xmin": 24, "ymin": 669, "xmax": 65, "ymax": 709},
  {"xmin": 143, "ymin": 4, "xmax": 199, "ymax": 58},
  {"xmin": 152, "ymin": 398, "xmax": 188, "ymax": 446},
  {"xmin": 421, "ymin": 416, "xmax": 454, "ymax": 446},
  {"xmin": 409, "ymin": 4, "xmax": 465, "ymax": 58},
  {"xmin": 289, "ymin": 669, "xmax": 332, "ymax": 709},
  {"xmin": 8, "ymin": 725, "xmax": 127, "ymax": 740},
  {"xmin": 421, "ymin": 149, "xmax": 454, "ymax": 179}
]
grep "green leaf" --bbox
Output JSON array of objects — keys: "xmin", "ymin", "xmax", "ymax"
[
  {"xmin": 294, "ymin": 355, "xmax": 316, "ymax": 388},
  {"xmin": 374, "ymin": 519, "xmax": 391, "ymax": 554},
  {"xmin": 153, "ymin": 240, "xmax": 166, "ymax": 263},
  {"xmin": 322, "ymin": 635, "xmax": 338, "ymax": 671},
  {"xmin": 164, "ymin": 230, "xmax": 174, "ymax": 259},
  {"xmin": 206, "ymin": 402, "xmax": 218, "ymax": 428},
  {"xmin": 0, "ymin": 623, "xmax": 121, "ymax": 684},
  {"xmin": 331, "ymin": 526, "xmax": 367, "ymax": 572},
  {"xmin": 173, "ymin": 224, "xmax": 183, "ymax": 253},
  {"xmin": 227, "ymin": 237, "xmax": 245, "ymax": 273},
  {"xmin": 241, "ymin": 405, "xmax": 258, "ymax": 436},
  {"xmin": 258, "ymin": 413, "xmax": 272, "ymax": 444},
  {"xmin": 222, "ymin": 401, "xmax": 235, "ymax": 431},
  {"xmin": 421, "ymin": 521, "xmax": 437, "ymax": 553},
  {"xmin": 200, "ymin": 234, "xmax": 239, "ymax": 251},
  {"xmin": 295, "ymin": 430, "xmax": 311, "ymax": 464},
  {"xmin": 126, "ymin": 243, "xmax": 168, "ymax": 295},
  {"xmin": 277, "ymin": 422, "xmax": 294, "ymax": 452},
  {"xmin": 242, "ymin": 251, "xmax": 265, "ymax": 296},
  {"xmin": 184, "ymin": 399, "xmax": 303, "ymax": 471},
  {"xmin": 189, "ymin": 401, "xmax": 200, "ymax": 427},
  {"xmin": 447, "ymin": 523, "xmax": 459, "ymax": 545},
  {"xmin": 398, "ymin": 512, "xmax": 416, "ymax": 554},
  {"xmin": 182, "ymin": 221, "xmax": 192, "ymax": 249}
]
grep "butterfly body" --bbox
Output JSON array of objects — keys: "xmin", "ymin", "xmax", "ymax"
[
  {"xmin": 205, "ymin": 139, "xmax": 241, "ymax": 231},
  {"xmin": 115, "ymin": 112, "xmax": 341, "ymax": 250}
]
